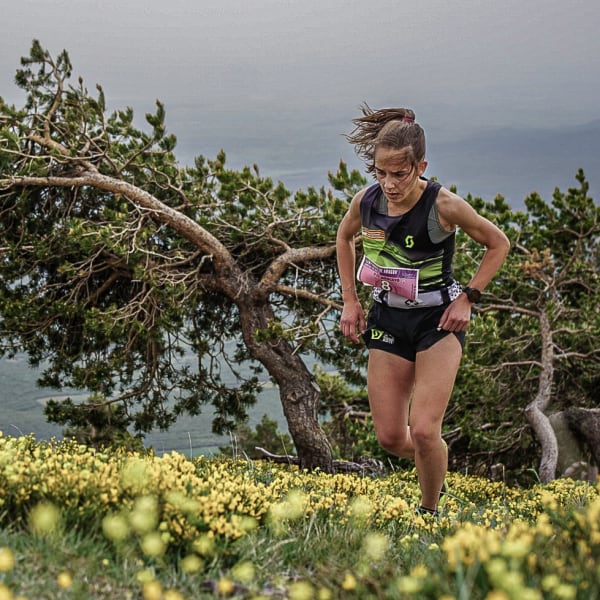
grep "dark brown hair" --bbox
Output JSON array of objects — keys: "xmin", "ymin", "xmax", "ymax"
[{"xmin": 346, "ymin": 103, "xmax": 425, "ymax": 173}]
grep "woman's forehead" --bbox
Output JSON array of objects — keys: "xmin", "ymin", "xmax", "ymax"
[{"xmin": 374, "ymin": 146, "xmax": 413, "ymax": 167}]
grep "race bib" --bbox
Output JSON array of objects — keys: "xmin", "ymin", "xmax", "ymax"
[{"xmin": 357, "ymin": 256, "xmax": 419, "ymax": 301}]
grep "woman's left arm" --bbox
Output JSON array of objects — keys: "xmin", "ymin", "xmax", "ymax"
[{"xmin": 437, "ymin": 190, "xmax": 511, "ymax": 332}]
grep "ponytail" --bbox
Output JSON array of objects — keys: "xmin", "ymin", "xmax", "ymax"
[{"xmin": 346, "ymin": 103, "xmax": 424, "ymax": 173}]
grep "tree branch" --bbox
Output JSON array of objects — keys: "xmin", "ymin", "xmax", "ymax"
[
  {"xmin": 258, "ymin": 244, "xmax": 337, "ymax": 292},
  {"xmin": 2, "ymin": 172, "xmax": 236, "ymax": 275},
  {"xmin": 274, "ymin": 284, "xmax": 342, "ymax": 310},
  {"xmin": 480, "ymin": 302, "xmax": 540, "ymax": 318}
]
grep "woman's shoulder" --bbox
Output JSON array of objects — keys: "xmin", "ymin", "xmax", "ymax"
[
  {"xmin": 435, "ymin": 185, "xmax": 465, "ymax": 210},
  {"xmin": 434, "ymin": 186, "xmax": 471, "ymax": 229},
  {"xmin": 355, "ymin": 182, "xmax": 380, "ymax": 203}
]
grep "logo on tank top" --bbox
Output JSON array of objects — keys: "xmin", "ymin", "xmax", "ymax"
[{"xmin": 404, "ymin": 235, "xmax": 415, "ymax": 249}]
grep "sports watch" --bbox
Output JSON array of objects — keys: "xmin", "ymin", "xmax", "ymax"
[{"xmin": 463, "ymin": 287, "xmax": 482, "ymax": 303}]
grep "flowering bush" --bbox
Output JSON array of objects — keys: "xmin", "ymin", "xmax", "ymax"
[{"xmin": 0, "ymin": 432, "xmax": 598, "ymax": 599}]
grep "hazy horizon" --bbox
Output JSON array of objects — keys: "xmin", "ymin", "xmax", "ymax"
[{"xmin": 2, "ymin": 0, "xmax": 600, "ymax": 206}]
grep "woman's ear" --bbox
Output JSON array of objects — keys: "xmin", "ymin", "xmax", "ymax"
[{"xmin": 417, "ymin": 160, "xmax": 428, "ymax": 177}]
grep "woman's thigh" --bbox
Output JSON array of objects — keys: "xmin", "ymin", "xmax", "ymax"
[
  {"xmin": 367, "ymin": 349, "xmax": 415, "ymax": 433},
  {"xmin": 411, "ymin": 333, "xmax": 463, "ymax": 433}
]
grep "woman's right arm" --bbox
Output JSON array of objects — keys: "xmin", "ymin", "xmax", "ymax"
[{"xmin": 336, "ymin": 191, "xmax": 366, "ymax": 344}]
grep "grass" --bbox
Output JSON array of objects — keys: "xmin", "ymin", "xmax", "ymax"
[
  {"xmin": 0, "ymin": 527, "xmax": 140, "ymax": 599},
  {"xmin": 0, "ymin": 433, "xmax": 598, "ymax": 599}
]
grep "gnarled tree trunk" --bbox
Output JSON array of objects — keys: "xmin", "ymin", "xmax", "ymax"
[
  {"xmin": 523, "ymin": 310, "xmax": 557, "ymax": 482},
  {"xmin": 236, "ymin": 296, "xmax": 333, "ymax": 473}
]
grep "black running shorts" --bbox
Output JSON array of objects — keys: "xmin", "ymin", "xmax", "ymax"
[{"xmin": 363, "ymin": 302, "xmax": 466, "ymax": 362}]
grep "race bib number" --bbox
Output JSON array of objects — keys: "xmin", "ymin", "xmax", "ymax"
[{"xmin": 357, "ymin": 256, "xmax": 419, "ymax": 301}]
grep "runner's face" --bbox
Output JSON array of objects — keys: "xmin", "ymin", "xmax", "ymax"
[{"xmin": 374, "ymin": 146, "xmax": 427, "ymax": 205}]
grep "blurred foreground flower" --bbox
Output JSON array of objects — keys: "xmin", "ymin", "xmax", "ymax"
[
  {"xmin": 341, "ymin": 573, "xmax": 357, "ymax": 591},
  {"xmin": 142, "ymin": 579, "xmax": 163, "ymax": 600},
  {"xmin": 102, "ymin": 513, "xmax": 131, "ymax": 543},
  {"xmin": 288, "ymin": 580, "xmax": 314, "ymax": 600},
  {"xmin": 348, "ymin": 495, "xmax": 373, "ymax": 523},
  {"xmin": 56, "ymin": 571, "xmax": 73, "ymax": 589},
  {"xmin": 0, "ymin": 583, "xmax": 14, "ymax": 600},
  {"xmin": 180, "ymin": 554, "xmax": 204, "ymax": 574},
  {"xmin": 231, "ymin": 560, "xmax": 255, "ymax": 584},
  {"xmin": 141, "ymin": 532, "xmax": 166, "ymax": 558},
  {"xmin": 28, "ymin": 502, "xmax": 61, "ymax": 535},
  {"xmin": 362, "ymin": 531, "xmax": 389, "ymax": 562},
  {"xmin": 0, "ymin": 548, "xmax": 15, "ymax": 572},
  {"xmin": 130, "ymin": 495, "xmax": 159, "ymax": 534}
]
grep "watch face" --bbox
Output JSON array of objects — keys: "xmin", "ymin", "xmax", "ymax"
[{"xmin": 466, "ymin": 287, "xmax": 481, "ymax": 302}]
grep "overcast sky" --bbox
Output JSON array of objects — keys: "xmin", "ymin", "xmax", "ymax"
[{"xmin": 2, "ymin": 0, "xmax": 600, "ymax": 201}]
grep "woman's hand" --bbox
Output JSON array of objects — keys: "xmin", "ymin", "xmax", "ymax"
[
  {"xmin": 340, "ymin": 299, "xmax": 366, "ymax": 344},
  {"xmin": 438, "ymin": 294, "xmax": 472, "ymax": 332}
]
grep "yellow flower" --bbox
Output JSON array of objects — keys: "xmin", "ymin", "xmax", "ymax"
[
  {"xmin": 502, "ymin": 536, "xmax": 532, "ymax": 559},
  {"xmin": 181, "ymin": 554, "xmax": 204, "ymax": 574},
  {"xmin": 288, "ymin": 581, "xmax": 314, "ymax": 600},
  {"xmin": 136, "ymin": 569, "xmax": 155, "ymax": 584},
  {"xmin": 0, "ymin": 548, "xmax": 15, "ymax": 572},
  {"xmin": 535, "ymin": 513, "xmax": 553, "ymax": 537},
  {"xmin": 362, "ymin": 532, "xmax": 389, "ymax": 562},
  {"xmin": 0, "ymin": 584, "xmax": 13, "ymax": 600},
  {"xmin": 216, "ymin": 577, "xmax": 235, "ymax": 596},
  {"xmin": 57, "ymin": 571, "xmax": 73, "ymax": 589},
  {"xmin": 102, "ymin": 513, "xmax": 130, "ymax": 542},
  {"xmin": 192, "ymin": 534, "xmax": 216, "ymax": 557},
  {"xmin": 141, "ymin": 532, "xmax": 167, "ymax": 558},
  {"xmin": 396, "ymin": 575, "xmax": 422, "ymax": 594},
  {"xmin": 553, "ymin": 584, "xmax": 577, "ymax": 600},
  {"xmin": 142, "ymin": 580, "xmax": 163, "ymax": 600},
  {"xmin": 130, "ymin": 495, "xmax": 159, "ymax": 534},
  {"xmin": 348, "ymin": 496, "xmax": 373, "ymax": 522},
  {"xmin": 341, "ymin": 573, "xmax": 357, "ymax": 591},
  {"xmin": 231, "ymin": 561, "xmax": 255, "ymax": 584},
  {"xmin": 285, "ymin": 489, "xmax": 307, "ymax": 520},
  {"xmin": 28, "ymin": 502, "xmax": 61, "ymax": 535},
  {"xmin": 410, "ymin": 564, "xmax": 428, "ymax": 579},
  {"xmin": 165, "ymin": 490, "xmax": 199, "ymax": 515},
  {"xmin": 269, "ymin": 502, "xmax": 288, "ymax": 522}
]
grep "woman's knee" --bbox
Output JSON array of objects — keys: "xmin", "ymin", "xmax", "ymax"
[
  {"xmin": 376, "ymin": 429, "xmax": 412, "ymax": 457},
  {"xmin": 410, "ymin": 424, "xmax": 441, "ymax": 450}
]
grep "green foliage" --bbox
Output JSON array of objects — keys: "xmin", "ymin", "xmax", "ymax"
[
  {"xmin": 218, "ymin": 414, "xmax": 294, "ymax": 459},
  {"xmin": 44, "ymin": 394, "xmax": 145, "ymax": 452}
]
